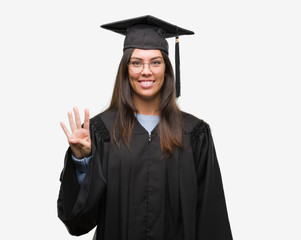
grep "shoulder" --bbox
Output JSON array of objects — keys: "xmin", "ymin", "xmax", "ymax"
[
  {"xmin": 181, "ymin": 111, "xmax": 210, "ymax": 135},
  {"xmin": 90, "ymin": 109, "xmax": 116, "ymax": 126},
  {"xmin": 89, "ymin": 109, "xmax": 116, "ymax": 141}
]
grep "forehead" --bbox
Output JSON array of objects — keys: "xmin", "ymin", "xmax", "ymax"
[{"xmin": 131, "ymin": 49, "xmax": 163, "ymax": 59}]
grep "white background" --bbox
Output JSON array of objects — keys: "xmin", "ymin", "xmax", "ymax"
[{"xmin": 1, "ymin": 0, "xmax": 300, "ymax": 239}]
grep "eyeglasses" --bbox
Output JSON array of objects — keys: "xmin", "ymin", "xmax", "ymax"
[{"xmin": 128, "ymin": 59, "xmax": 165, "ymax": 74}]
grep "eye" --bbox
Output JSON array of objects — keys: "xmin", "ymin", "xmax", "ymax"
[
  {"xmin": 130, "ymin": 61, "xmax": 142, "ymax": 67},
  {"xmin": 151, "ymin": 60, "xmax": 163, "ymax": 66}
]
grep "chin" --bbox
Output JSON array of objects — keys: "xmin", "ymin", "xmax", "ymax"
[{"xmin": 134, "ymin": 90, "xmax": 160, "ymax": 100}]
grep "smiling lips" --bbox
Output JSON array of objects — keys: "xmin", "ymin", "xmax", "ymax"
[{"xmin": 138, "ymin": 80, "xmax": 155, "ymax": 89}]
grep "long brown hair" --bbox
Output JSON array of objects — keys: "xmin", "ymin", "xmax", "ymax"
[{"xmin": 107, "ymin": 48, "xmax": 183, "ymax": 155}]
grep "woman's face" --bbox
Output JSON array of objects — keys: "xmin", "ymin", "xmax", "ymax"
[{"xmin": 128, "ymin": 49, "xmax": 165, "ymax": 101}]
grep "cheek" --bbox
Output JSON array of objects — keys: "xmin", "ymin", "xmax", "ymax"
[
  {"xmin": 128, "ymin": 73, "xmax": 136, "ymax": 88},
  {"xmin": 157, "ymin": 74, "xmax": 165, "ymax": 87}
]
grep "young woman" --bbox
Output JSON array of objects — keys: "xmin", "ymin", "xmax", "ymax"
[{"xmin": 58, "ymin": 15, "xmax": 233, "ymax": 240}]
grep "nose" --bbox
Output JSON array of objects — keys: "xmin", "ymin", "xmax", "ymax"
[{"xmin": 141, "ymin": 63, "xmax": 152, "ymax": 75}]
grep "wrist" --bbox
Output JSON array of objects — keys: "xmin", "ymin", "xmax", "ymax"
[{"xmin": 73, "ymin": 152, "xmax": 91, "ymax": 160}]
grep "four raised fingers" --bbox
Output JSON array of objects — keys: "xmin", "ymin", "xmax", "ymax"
[{"xmin": 63, "ymin": 107, "xmax": 90, "ymax": 135}]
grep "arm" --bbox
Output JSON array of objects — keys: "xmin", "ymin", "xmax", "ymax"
[{"xmin": 57, "ymin": 108, "xmax": 107, "ymax": 236}]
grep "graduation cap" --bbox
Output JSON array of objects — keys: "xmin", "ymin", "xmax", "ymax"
[{"xmin": 101, "ymin": 15, "xmax": 194, "ymax": 98}]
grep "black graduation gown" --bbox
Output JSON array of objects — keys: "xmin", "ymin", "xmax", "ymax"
[{"xmin": 57, "ymin": 110, "xmax": 233, "ymax": 240}]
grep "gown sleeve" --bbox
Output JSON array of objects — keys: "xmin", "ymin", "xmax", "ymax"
[
  {"xmin": 191, "ymin": 121, "xmax": 233, "ymax": 239},
  {"xmin": 57, "ymin": 120, "xmax": 108, "ymax": 236}
]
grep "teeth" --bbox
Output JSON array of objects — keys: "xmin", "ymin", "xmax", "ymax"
[{"xmin": 140, "ymin": 81, "xmax": 154, "ymax": 86}]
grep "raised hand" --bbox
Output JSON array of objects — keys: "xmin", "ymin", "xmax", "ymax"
[{"xmin": 60, "ymin": 107, "xmax": 91, "ymax": 159}]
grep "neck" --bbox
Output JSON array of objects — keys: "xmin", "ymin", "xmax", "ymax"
[{"xmin": 132, "ymin": 94, "xmax": 160, "ymax": 116}]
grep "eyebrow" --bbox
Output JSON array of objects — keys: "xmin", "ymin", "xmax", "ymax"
[{"xmin": 130, "ymin": 56, "xmax": 163, "ymax": 60}]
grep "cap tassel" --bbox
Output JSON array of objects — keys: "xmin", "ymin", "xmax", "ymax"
[{"xmin": 175, "ymin": 36, "xmax": 180, "ymax": 98}]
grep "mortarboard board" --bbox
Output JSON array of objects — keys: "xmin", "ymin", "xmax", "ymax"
[{"xmin": 100, "ymin": 15, "xmax": 194, "ymax": 98}]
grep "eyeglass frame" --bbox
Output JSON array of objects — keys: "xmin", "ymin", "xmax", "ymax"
[{"xmin": 127, "ymin": 60, "xmax": 165, "ymax": 74}]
